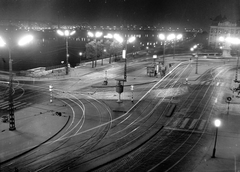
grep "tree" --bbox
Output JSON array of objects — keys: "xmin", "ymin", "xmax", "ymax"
[
  {"xmin": 85, "ymin": 41, "xmax": 96, "ymax": 60},
  {"xmin": 109, "ymin": 40, "xmax": 124, "ymax": 61}
]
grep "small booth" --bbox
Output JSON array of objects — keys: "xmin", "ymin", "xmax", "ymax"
[
  {"xmin": 115, "ymin": 78, "xmax": 125, "ymax": 102},
  {"xmin": 146, "ymin": 65, "xmax": 156, "ymax": 77}
]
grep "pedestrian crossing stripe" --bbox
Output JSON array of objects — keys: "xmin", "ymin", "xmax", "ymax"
[
  {"xmin": 0, "ymin": 101, "xmax": 32, "ymax": 110},
  {"xmin": 0, "ymin": 101, "xmax": 9, "ymax": 107},
  {"xmin": 1, "ymin": 101, "xmax": 23, "ymax": 109},
  {"xmin": 167, "ymin": 118, "xmax": 207, "ymax": 131},
  {"xmin": 7, "ymin": 103, "xmax": 32, "ymax": 111},
  {"xmin": 180, "ymin": 118, "xmax": 189, "ymax": 129},
  {"xmin": 172, "ymin": 118, "xmax": 181, "ymax": 128},
  {"xmin": 189, "ymin": 119, "xmax": 198, "ymax": 130},
  {"xmin": 197, "ymin": 120, "xmax": 206, "ymax": 130}
]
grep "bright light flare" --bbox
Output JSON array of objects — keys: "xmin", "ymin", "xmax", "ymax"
[
  {"xmin": 128, "ymin": 36, "xmax": 136, "ymax": 43},
  {"xmin": 18, "ymin": 35, "xmax": 33, "ymax": 46},
  {"xmin": 227, "ymin": 37, "xmax": 240, "ymax": 44},
  {"xmin": 113, "ymin": 33, "xmax": 123, "ymax": 43},
  {"xmin": 104, "ymin": 33, "xmax": 113, "ymax": 39},
  {"xmin": 219, "ymin": 36, "xmax": 225, "ymax": 42},
  {"xmin": 95, "ymin": 31, "xmax": 103, "ymax": 38},
  {"xmin": 57, "ymin": 30, "xmax": 64, "ymax": 36},
  {"xmin": 177, "ymin": 34, "xmax": 183, "ymax": 40},
  {"xmin": 158, "ymin": 33, "xmax": 165, "ymax": 40},
  {"xmin": 70, "ymin": 30, "xmax": 76, "ymax": 36},
  {"xmin": 0, "ymin": 37, "xmax": 6, "ymax": 47},
  {"xmin": 57, "ymin": 30, "xmax": 75, "ymax": 37},
  {"xmin": 88, "ymin": 31, "xmax": 94, "ymax": 37},
  {"xmin": 214, "ymin": 119, "xmax": 221, "ymax": 127},
  {"xmin": 167, "ymin": 34, "xmax": 175, "ymax": 41},
  {"xmin": 64, "ymin": 30, "xmax": 70, "ymax": 36}
]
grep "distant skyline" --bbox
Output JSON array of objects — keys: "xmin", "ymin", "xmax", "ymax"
[{"xmin": 0, "ymin": 0, "xmax": 239, "ymax": 31}]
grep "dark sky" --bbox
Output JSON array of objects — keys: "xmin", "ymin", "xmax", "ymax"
[{"xmin": 0, "ymin": 0, "xmax": 239, "ymax": 31}]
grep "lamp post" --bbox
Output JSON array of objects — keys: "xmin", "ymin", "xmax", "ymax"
[
  {"xmin": 0, "ymin": 34, "xmax": 34, "ymax": 131},
  {"xmin": 110, "ymin": 33, "xmax": 135, "ymax": 81},
  {"xmin": 57, "ymin": 29, "xmax": 76, "ymax": 75},
  {"xmin": 212, "ymin": 119, "xmax": 221, "ymax": 158},
  {"xmin": 173, "ymin": 34, "xmax": 183, "ymax": 59},
  {"xmin": 219, "ymin": 36, "xmax": 240, "ymax": 82},
  {"xmin": 79, "ymin": 52, "xmax": 82, "ymax": 65},
  {"xmin": 190, "ymin": 44, "xmax": 199, "ymax": 74},
  {"xmin": 158, "ymin": 33, "xmax": 175, "ymax": 66},
  {"xmin": 87, "ymin": 31, "xmax": 103, "ymax": 67},
  {"xmin": 104, "ymin": 33, "xmax": 135, "ymax": 81}
]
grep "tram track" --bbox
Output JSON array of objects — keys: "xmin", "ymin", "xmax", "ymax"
[{"xmin": 93, "ymin": 64, "xmax": 230, "ymax": 172}]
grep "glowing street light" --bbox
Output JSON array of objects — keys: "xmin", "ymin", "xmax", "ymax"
[
  {"xmin": 87, "ymin": 31, "xmax": 103, "ymax": 67},
  {"xmin": 57, "ymin": 29, "xmax": 76, "ymax": 75},
  {"xmin": 219, "ymin": 36, "xmax": 240, "ymax": 82},
  {"xmin": 212, "ymin": 119, "xmax": 221, "ymax": 158},
  {"xmin": 0, "ymin": 34, "xmax": 34, "ymax": 131},
  {"xmin": 18, "ymin": 35, "xmax": 34, "ymax": 46},
  {"xmin": 79, "ymin": 52, "xmax": 82, "ymax": 65},
  {"xmin": 119, "ymin": 35, "xmax": 136, "ymax": 81},
  {"xmin": 153, "ymin": 55, "xmax": 157, "ymax": 64},
  {"xmin": 158, "ymin": 33, "xmax": 176, "ymax": 65},
  {"xmin": 173, "ymin": 34, "xmax": 183, "ymax": 59},
  {"xmin": 190, "ymin": 44, "xmax": 199, "ymax": 74}
]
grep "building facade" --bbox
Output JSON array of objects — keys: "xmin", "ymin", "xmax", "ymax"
[{"xmin": 208, "ymin": 21, "xmax": 240, "ymax": 48}]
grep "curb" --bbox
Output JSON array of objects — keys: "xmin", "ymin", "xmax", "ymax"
[{"xmin": 91, "ymin": 80, "xmax": 158, "ymax": 88}]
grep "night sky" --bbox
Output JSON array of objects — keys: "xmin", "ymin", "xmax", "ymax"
[{"xmin": 0, "ymin": 0, "xmax": 239, "ymax": 31}]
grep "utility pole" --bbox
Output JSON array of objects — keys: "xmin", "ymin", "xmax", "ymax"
[{"xmin": 8, "ymin": 47, "xmax": 16, "ymax": 131}]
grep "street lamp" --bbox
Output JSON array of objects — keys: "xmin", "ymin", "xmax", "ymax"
[
  {"xmin": 79, "ymin": 52, "xmax": 82, "ymax": 65},
  {"xmin": 57, "ymin": 29, "xmax": 76, "ymax": 75},
  {"xmin": 88, "ymin": 31, "xmax": 103, "ymax": 67},
  {"xmin": 212, "ymin": 119, "xmax": 221, "ymax": 158},
  {"xmin": 173, "ymin": 34, "xmax": 183, "ymax": 59},
  {"xmin": 219, "ymin": 36, "xmax": 240, "ymax": 82},
  {"xmin": 118, "ymin": 35, "xmax": 135, "ymax": 81},
  {"xmin": 190, "ymin": 44, "xmax": 199, "ymax": 74},
  {"xmin": 158, "ymin": 33, "xmax": 175, "ymax": 66},
  {"xmin": 0, "ymin": 34, "xmax": 34, "ymax": 131}
]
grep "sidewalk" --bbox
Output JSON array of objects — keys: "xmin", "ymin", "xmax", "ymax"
[
  {"xmin": 0, "ymin": 100, "xmax": 69, "ymax": 164},
  {"xmin": 193, "ymin": 97, "xmax": 240, "ymax": 172}
]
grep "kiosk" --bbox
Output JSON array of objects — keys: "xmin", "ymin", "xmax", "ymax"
[{"xmin": 115, "ymin": 78, "xmax": 125, "ymax": 102}]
